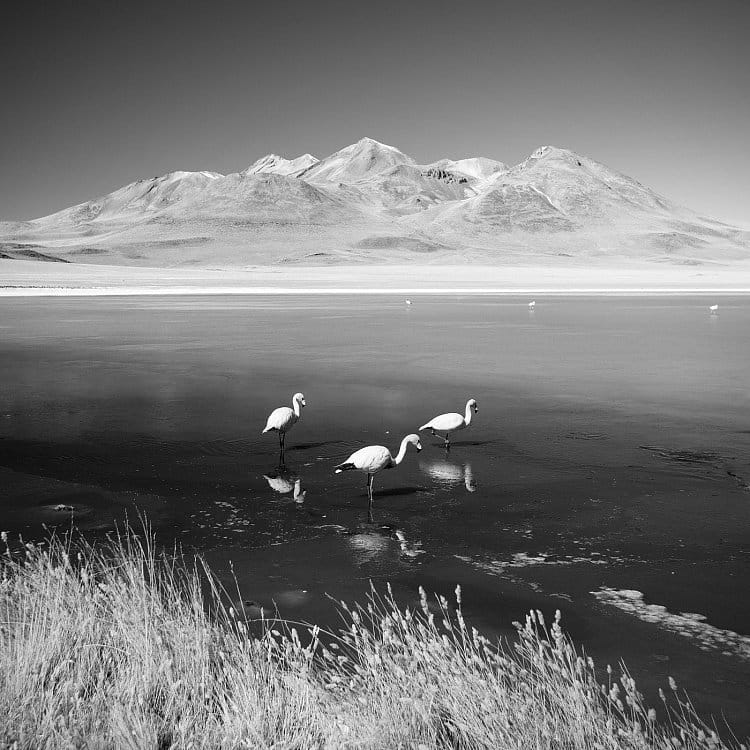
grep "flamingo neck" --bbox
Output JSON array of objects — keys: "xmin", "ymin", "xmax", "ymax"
[
  {"xmin": 293, "ymin": 399, "xmax": 302, "ymax": 418},
  {"xmin": 393, "ymin": 437, "xmax": 410, "ymax": 465},
  {"xmin": 464, "ymin": 401, "xmax": 474, "ymax": 426}
]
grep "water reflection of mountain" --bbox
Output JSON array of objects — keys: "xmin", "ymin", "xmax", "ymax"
[
  {"xmin": 262, "ymin": 465, "xmax": 306, "ymax": 502},
  {"xmin": 419, "ymin": 458, "xmax": 476, "ymax": 492}
]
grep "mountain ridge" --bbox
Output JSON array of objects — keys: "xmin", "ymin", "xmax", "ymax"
[{"xmin": 1, "ymin": 138, "xmax": 748, "ymax": 267}]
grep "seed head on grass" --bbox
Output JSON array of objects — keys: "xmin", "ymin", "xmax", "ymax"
[{"xmin": 0, "ymin": 526, "xmax": 744, "ymax": 749}]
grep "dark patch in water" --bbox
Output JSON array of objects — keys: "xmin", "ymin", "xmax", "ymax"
[
  {"xmin": 373, "ymin": 485, "xmax": 423, "ymax": 498},
  {"xmin": 639, "ymin": 446, "xmax": 721, "ymax": 464},
  {"xmin": 640, "ymin": 445, "xmax": 750, "ymax": 493},
  {"xmin": 439, "ymin": 439, "xmax": 500, "ymax": 448},
  {"xmin": 287, "ymin": 440, "xmax": 345, "ymax": 451},
  {"xmin": 727, "ymin": 470, "xmax": 750, "ymax": 491}
]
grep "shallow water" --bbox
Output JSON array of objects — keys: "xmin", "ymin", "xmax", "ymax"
[{"xmin": 1, "ymin": 295, "xmax": 749, "ymax": 735}]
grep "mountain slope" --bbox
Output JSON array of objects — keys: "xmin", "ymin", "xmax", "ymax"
[
  {"xmin": 497, "ymin": 146, "xmax": 671, "ymax": 222},
  {"xmin": 35, "ymin": 171, "xmax": 223, "ymax": 226},
  {"xmin": 2, "ymin": 138, "xmax": 748, "ymax": 266},
  {"xmin": 426, "ymin": 157, "xmax": 507, "ymax": 181}
]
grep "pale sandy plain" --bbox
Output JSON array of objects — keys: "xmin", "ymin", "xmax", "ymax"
[{"xmin": 3, "ymin": 259, "xmax": 750, "ymax": 296}]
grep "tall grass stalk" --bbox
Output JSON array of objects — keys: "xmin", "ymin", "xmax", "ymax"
[{"xmin": 0, "ymin": 528, "xmax": 743, "ymax": 749}]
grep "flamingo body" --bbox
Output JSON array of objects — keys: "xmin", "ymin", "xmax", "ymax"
[
  {"xmin": 262, "ymin": 392, "xmax": 306, "ymax": 457},
  {"xmin": 335, "ymin": 434, "xmax": 422, "ymax": 519},
  {"xmin": 420, "ymin": 412, "xmax": 466, "ymax": 433},
  {"xmin": 336, "ymin": 445, "xmax": 394, "ymax": 475},
  {"xmin": 419, "ymin": 398, "xmax": 478, "ymax": 448},
  {"xmin": 263, "ymin": 406, "xmax": 297, "ymax": 433}
]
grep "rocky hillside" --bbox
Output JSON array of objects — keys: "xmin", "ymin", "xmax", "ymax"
[{"xmin": 1, "ymin": 137, "xmax": 747, "ymax": 266}]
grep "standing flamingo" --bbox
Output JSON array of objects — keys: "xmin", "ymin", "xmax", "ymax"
[
  {"xmin": 262, "ymin": 392, "xmax": 306, "ymax": 460},
  {"xmin": 419, "ymin": 398, "xmax": 478, "ymax": 449},
  {"xmin": 334, "ymin": 434, "xmax": 422, "ymax": 520}
]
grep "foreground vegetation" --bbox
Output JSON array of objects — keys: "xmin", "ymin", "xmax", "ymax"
[{"xmin": 0, "ymin": 530, "xmax": 743, "ymax": 750}]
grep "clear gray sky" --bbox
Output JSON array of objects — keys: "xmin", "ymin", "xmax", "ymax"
[{"xmin": 2, "ymin": 0, "xmax": 749, "ymax": 224}]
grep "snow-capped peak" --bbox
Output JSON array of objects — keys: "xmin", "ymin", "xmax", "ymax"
[
  {"xmin": 355, "ymin": 136, "xmax": 402, "ymax": 151},
  {"xmin": 244, "ymin": 153, "xmax": 320, "ymax": 178},
  {"xmin": 301, "ymin": 138, "xmax": 415, "ymax": 183},
  {"xmin": 522, "ymin": 145, "xmax": 584, "ymax": 165}
]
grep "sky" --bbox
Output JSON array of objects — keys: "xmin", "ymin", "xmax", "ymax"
[{"xmin": 1, "ymin": 0, "xmax": 749, "ymax": 224}]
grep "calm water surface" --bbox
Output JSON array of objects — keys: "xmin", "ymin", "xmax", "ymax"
[{"xmin": 1, "ymin": 295, "xmax": 749, "ymax": 734}]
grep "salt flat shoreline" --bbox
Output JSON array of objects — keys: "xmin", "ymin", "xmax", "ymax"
[
  {"xmin": 4, "ymin": 287, "xmax": 750, "ymax": 297},
  {"xmin": 2, "ymin": 259, "xmax": 750, "ymax": 296}
]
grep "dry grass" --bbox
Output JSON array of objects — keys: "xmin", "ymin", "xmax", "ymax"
[{"xmin": 0, "ymin": 528, "xmax": 744, "ymax": 749}]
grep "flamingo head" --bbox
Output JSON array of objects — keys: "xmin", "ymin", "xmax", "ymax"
[
  {"xmin": 404, "ymin": 433, "xmax": 422, "ymax": 452},
  {"xmin": 293, "ymin": 392, "xmax": 306, "ymax": 408},
  {"xmin": 468, "ymin": 398, "xmax": 478, "ymax": 414}
]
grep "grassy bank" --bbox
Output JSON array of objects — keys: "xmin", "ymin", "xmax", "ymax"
[{"xmin": 0, "ymin": 530, "xmax": 742, "ymax": 749}]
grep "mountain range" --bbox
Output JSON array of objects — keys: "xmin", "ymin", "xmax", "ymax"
[{"xmin": 1, "ymin": 137, "xmax": 748, "ymax": 266}]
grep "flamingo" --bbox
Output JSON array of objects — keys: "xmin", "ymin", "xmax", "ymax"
[
  {"xmin": 709, "ymin": 304, "xmax": 719, "ymax": 314},
  {"xmin": 528, "ymin": 300, "xmax": 536, "ymax": 310},
  {"xmin": 419, "ymin": 398, "xmax": 478, "ymax": 449},
  {"xmin": 334, "ymin": 434, "xmax": 422, "ymax": 520},
  {"xmin": 262, "ymin": 392, "xmax": 306, "ymax": 458}
]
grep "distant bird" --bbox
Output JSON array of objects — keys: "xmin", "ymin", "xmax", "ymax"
[
  {"xmin": 528, "ymin": 300, "xmax": 536, "ymax": 309},
  {"xmin": 709, "ymin": 304, "xmax": 719, "ymax": 314},
  {"xmin": 262, "ymin": 392, "xmax": 306, "ymax": 458},
  {"xmin": 405, "ymin": 299, "xmax": 412, "ymax": 306},
  {"xmin": 419, "ymin": 398, "xmax": 478, "ymax": 449},
  {"xmin": 334, "ymin": 434, "xmax": 422, "ymax": 520}
]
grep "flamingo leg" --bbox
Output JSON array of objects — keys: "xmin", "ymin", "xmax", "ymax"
[
  {"xmin": 278, "ymin": 431, "xmax": 286, "ymax": 465},
  {"xmin": 444, "ymin": 432, "xmax": 451, "ymax": 450},
  {"xmin": 367, "ymin": 474, "xmax": 374, "ymax": 522}
]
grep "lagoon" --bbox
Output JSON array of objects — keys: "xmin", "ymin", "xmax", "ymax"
[{"xmin": 1, "ymin": 295, "xmax": 749, "ymax": 734}]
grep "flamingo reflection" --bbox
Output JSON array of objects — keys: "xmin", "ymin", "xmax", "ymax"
[
  {"xmin": 262, "ymin": 465, "xmax": 306, "ymax": 503},
  {"xmin": 419, "ymin": 458, "xmax": 476, "ymax": 492}
]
